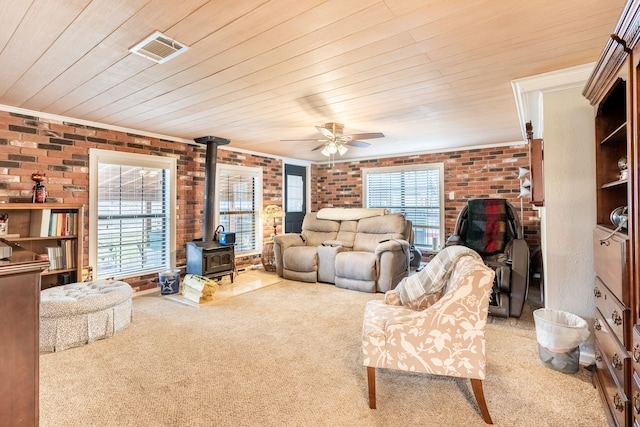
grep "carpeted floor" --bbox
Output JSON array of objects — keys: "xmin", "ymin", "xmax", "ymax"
[{"xmin": 39, "ymin": 270, "xmax": 606, "ymax": 427}]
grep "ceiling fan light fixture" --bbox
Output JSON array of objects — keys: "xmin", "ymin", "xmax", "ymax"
[
  {"xmin": 321, "ymin": 146, "xmax": 331, "ymax": 156},
  {"xmin": 337, "ymin": 143, "xmax": 348, "ymax": 155},
  {"xmin": 327, "ymin": 142, "xmax": 338, "ymax": 154}
]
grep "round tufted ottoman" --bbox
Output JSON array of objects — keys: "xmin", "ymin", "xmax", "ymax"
[{"xmin": 40, "ymin": 280, "xmax": 133, "ymax": 352}]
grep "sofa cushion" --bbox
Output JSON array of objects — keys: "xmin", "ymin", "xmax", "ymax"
[
  {"xmin": 335, "ymin": 220, "xmax": 358, "ymax": 246},
  {"xmin": 283, "ymin": 246, "xmax": 318, "ymax": 272},
  {"xmin": 300, "ymin": 213, "xmax": 340, "ymax": 247},
  {"xmin": 335, "ymin": 251, "xmax": 377, "ymax": 281},
  {"xmin": 352, "ymin": 214, "xmax": 406, "ymax": 252}
]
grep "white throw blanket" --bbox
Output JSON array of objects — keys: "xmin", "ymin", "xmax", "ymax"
[
  {"xmin": 316, "ymin": 207, "xmax": 387, "ymax": 221},
  {"xmin": 396, "ymin": 245, "xmax": 483, "ymax": 305}
]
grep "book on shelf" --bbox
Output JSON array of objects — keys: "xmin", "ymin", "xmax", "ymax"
[
  {"xmin": 47, "ymin": 212, "xmax": 77, "ymax": 237},
  {"xmin": 45, "ymin": 241, "xmax": 75, "ymax": 271},
  {"xmin": 30, "ymin": 208, "xmax": 52, "ymax": 237},
  {"xmin": 45, "ymin": 247, "xmax": 62, "ymax": 271}
]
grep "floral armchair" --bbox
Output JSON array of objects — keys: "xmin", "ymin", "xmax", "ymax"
[{"xmin": 362, "ymin": 247, "xmax": 496, "ymax": 424}]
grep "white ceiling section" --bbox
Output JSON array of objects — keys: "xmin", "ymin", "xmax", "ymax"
[{"xmin": 0, "ymin": 0, "xmax": 626, "ymax": 161}]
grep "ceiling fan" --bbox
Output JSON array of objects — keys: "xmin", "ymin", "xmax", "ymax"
[{"xmin": 282, "ymin": 123, "xmax": 384, "ymax": 159}]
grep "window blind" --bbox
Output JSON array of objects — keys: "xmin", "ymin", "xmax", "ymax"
[
  {"xmin": 96, "ymin": 164, "xmax": 169, "ymax": 278},
  {"xmin": 218, "ymin": 170, "xmax": 258, "ymax": 253},
  {"xmin": 365, "ymin": 166, "xmax": 442, "ymax": 249}
]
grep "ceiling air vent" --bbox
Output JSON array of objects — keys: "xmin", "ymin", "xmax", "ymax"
[{"xmin": 129, "ymin": 31, "xmax": 189, "ymax": 64}]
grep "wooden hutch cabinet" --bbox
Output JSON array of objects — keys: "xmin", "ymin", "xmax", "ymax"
[
  {"xmin": 583, "ymin": 1, "xmax": 640, "ymax": 425},
  {"xmin": 0, "ymin": 241, "xmax": 50, "ymax": 426}
]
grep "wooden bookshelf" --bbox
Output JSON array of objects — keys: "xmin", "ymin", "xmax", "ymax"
[{"xmin": 0, "ymin": 203, "xmax": 84, "ymax": 289}]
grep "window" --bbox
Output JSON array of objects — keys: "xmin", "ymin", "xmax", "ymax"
[
  {"xmin": 89, "ymin": 149, "xmax": 176, "ymax": 280},
  {"xmin": 217, "ymin": 164, "xmax": 262, "ymax": 254},
  {"xmin": 363, "ymin": 163, "xmax": 444, "ymax": 250}
]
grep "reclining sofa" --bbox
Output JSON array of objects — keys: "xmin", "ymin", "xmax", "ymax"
[{"xmin": 273, "ymin": 208, "xmax": 412, "ymax": 293}]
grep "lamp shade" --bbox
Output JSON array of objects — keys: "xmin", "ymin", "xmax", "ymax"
[
  {"xmin": 518, "ymin": 167, "xmax": 529, "ymax": 179},
  {"xmin": 518, "ymin": 186, "xmax": 531, "ymax": 198},
  {"xmin": 262, "ymin": 204, "xmax": 285, "ymax": 219}
]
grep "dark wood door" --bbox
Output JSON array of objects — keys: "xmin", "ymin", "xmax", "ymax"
[{"xmin": 284, "ymin": 164, "xmax": 306, "ymax": 233}]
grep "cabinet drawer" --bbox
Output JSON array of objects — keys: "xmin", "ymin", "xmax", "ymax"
[
  {"xmin": 595, "ymin": 308, "xmax": 630, "ymax": 390},
  {"xmin": 595, "ymin": 276, "xmax": 630, "ymax": 347},
  {"xmin": 633, "ymin": 326, "xmax": 640, "ymax": 374},
  {"xmin": 594, "ymin": 226, "xmax": 629, "ymax": 303},
  {"xmin": 596, "ymin": 342, "xmax": 629, "ymax": 427},
  {"xmin": 633, "ymin": 372, "xmax": 640, "ymax": 425}
]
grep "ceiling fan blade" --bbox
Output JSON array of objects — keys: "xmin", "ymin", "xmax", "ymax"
[
  {"xmin": 346, "ymin": 140, "xmax": 371, "ymax": 148},
  {"xmin": 347, "ymin": 132, "xmax": 384, "ymax": 140},
  {"xmin": 315, "ymin": 125, "xmax": 335, "ymax": 140},
  {"xmin": 312, "ymin": 143, "xmax": 327, "ymax": 151}
]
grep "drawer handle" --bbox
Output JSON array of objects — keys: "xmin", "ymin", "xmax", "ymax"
[
  {"xmin": 595, "ymin": 349, "xmax": 602, "ymax": 362},
  {"xmin": 612, "ymin": 353, "xmax": 622, "ymax": 370},
  {"xmin": 614, "ymin": 393, "xmax": 624, "ymax": 412},
  {"xmin": 594, "ymin": 287, "xmax": 602, "ymax": 298},
  {"xmin": 634, "ymin": 344, "xmax": 640, "ymax": 363},
  {"xmin": 635, "ymin": 391, "xmax": 640, "ymax": 414},
  {"xmin": 612, "ymin": 310, "xmax": 622, "ymax": 326},
  {"xmin": 594, "ymin": 319, "xmax": 602, "ymax": 331}
]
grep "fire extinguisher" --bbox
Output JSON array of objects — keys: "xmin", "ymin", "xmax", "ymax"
[{"xmin": 31, "ymin": 172, "xmax": 47, "ymax": 203}]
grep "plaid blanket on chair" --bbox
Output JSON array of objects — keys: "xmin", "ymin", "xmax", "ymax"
[
  {"xmin": 395, "ymin": 245, "xmax": 483, "ymax": 307},
  {"xmin": 465, "ymin": 198, "xmax": 508, "ymax": 255}
]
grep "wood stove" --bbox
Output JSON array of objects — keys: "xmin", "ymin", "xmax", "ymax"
[
  {"xmin": 186, "ymin": 241, "xmax": 234, "ymax": 282},
  {"xmin": 186, "ymin": 136, "xmax": 235, "ymax": 282}
]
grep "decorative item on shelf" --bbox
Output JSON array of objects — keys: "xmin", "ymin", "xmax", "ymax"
[
  {"xmin": 599, "ymin": 206, "xmax": 629, "ymax": 245},
  {"xmin": 618, "ymin": 156, "xmax": 628, "ymax": 180},
  {"xmin": 31, "ymin": 172, "xmax": 47, "ymax": 203},
  {"xmin": 517, "ymin": 167, "xmax": 531, "ymax": 237},
  {"xmin": 262, "ymin": 204, "xmax": 286, "ymax": 239},
  {"xmin": 0, "ymin": 213, "xmax": 7, "ymax": 236},
  {"xmin": 610, "ymin": 206, "xmax": 628, "ymax": 230}
]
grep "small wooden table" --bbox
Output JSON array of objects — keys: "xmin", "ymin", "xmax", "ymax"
[{"xmin": 262, "ymin": 241, "xmax": 276, "ymax": 272}]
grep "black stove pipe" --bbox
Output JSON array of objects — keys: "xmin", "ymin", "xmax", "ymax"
[{"xmin": 194, "ymin": 136, "xmax": 230, "ymax": 242}]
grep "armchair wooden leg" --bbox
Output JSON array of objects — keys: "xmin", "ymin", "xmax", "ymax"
[
  {"xmin": 470, "ymin": 379, "xmax": 493, "ymax": 424},
  {"xmin": 367, "ymin": 366, "xmax": 376, "ymax": 409}
]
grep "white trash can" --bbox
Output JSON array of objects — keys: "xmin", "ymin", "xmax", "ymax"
[{"xmin": 533, "ymin": 308, "xmax": 590, "ymax": 374}]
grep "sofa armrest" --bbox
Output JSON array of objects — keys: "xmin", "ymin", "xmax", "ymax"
[
  {"xmin": 274, "ymin": 233, "xmax": 305, "ymax": 250},
  {"xmin": 273, "ymin": 234, "xmax": 306, "ymax": 277},
  {"xmin": 374, "ymin": 239, "xmax": 409, "ymax": 256},
  {"xmin": 507, "ymin": 238, "xmax": 530, "ymax": 317},
  {"xmin": 445, "ymin": 235, "xmax": 463, "ymax": 246}
]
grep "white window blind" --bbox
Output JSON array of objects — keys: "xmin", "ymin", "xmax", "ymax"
[
  {"xmin": 364, "ymin": 164, "xmax": 444, "ymax": 250},
  {"xmin": 217, "ymin": 165, "xmax": 261, "ymax": 254},
  {"xmin": 89, "ymin": 149, "xmax": 176, "ymax": 280}
]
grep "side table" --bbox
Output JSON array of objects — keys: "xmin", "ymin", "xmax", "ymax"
[{"xmin": 262, "ymin": 241, "xmax": 276, "ymax": 272}]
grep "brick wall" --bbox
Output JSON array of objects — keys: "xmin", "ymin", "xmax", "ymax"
[
  {"xmin": 0, "ymin": 111, "xmax": 283, "ymax": 290},
  {"xmin": 312, "ymin": 146, "xmax": 541, "ymax": 251},
  {"xmin": 0, "ymin": 109, "xmax": 540, "ymax": 290}
]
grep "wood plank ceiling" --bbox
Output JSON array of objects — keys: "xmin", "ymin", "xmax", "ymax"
[{"xmin": 0, "ymin": 0, "xmax": 626, "ymax": 161}]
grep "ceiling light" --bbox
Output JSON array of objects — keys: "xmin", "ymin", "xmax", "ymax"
[
  {"xmin": 337, "ymin": 144, "xmax": 348, "ymax": 155},
  {"xmin": 321, "ymin": 146, "xmax": 330, "ymax": 156}
]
